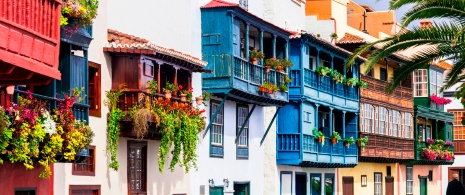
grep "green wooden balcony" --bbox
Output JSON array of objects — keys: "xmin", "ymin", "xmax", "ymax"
[{"xmin": 202, "ymin": 54, "xmax": 288, "ymax": 106}]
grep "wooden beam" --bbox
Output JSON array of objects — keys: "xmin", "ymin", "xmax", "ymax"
[
  {"xmin": 260, "ymin": 107, "xmax": 281, "ymax": 146},
  {"xmin": 235, "ymin": 104, "xmax": 256, "ymax": 143}
]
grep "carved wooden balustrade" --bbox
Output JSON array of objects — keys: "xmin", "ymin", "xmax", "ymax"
[
  {"xmin": 360, "ymin": 75, "xmax": 413, "ymax": 112},
  {"xmin": 359, "ymin": 132, "xmax": 414, "ymax": 162}
]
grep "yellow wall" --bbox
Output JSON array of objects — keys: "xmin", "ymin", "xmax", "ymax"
[
  {"xmin": 338, "ymin": 162, "xmax": 398, "ymax": 195},
  {"xmin": 360, "ymin": 63, "xmax": 394, "ymax": 81}
]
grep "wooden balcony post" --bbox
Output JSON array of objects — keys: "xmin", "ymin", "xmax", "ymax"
[
  {"xmin": 285, "ymin": 40, "xmax": 289, "ymax": 59},
  {"xmin": 342, "ymin": 111, "xmax": 346, "ymax": 137},
  {"xmin": 272, "ymin": 35, "xmax": 277, "ymax": 58},
  {"xmin": 245, "ymin": 22, "xmax": 249, "ymax": 60},
  {"xmin": 259, "ymin": 29, "xmax": 264, "ymax": 64},
  {"xmin": 329, "ymin": 107, "xmax": 334, "ymax": 136},
  {"xmin": 157, "ymin": 63, "xmax": 161, "ymax": 93},
  {"xmin": 174, "ymin": 67, "xmax": 178, "ymax": 85},
  {"xmin": 435, "ymin": 119, "xmax": 438, "ymax": 139},
  {"xmin": 330, "ymin": 55, "xmax": 334, "ymax": 95},
  {"xmin": 316, "ymin": 49, "xmax": 320, "ymax": 68},
  {"xmin": 315, "ymin": 104, "xmax": 320, "ymax": 128}
]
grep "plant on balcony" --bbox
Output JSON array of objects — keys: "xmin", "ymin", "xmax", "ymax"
[
  {"xmin": 330, "ymin": 70, "xmax": 345, "ymax": 83},
  {"xmin": 258, "ymin": 82, "xmax": 271, "ymax": 93},
  {"xmin": 426, "ymin": 138, "xmax": 435, "ymax": 145},
  {"xmin": 421, "ymin": 148, "xmax": 438, "ymax": 161},
  {"xmin": 316, "ymin": 66, "xmax": 331, "ymax": 76},
  {"xmin": 265, "ymin": 58, "xmax": 279, "ymax": 72},
  {"xmin": 270, "ymin": 84, "xmax": 279, "ymax": 94},
  {"xmin": 430, "ymin": 94, "xmax": 452, "ymax": 106},
  {"xmin": 312, "ymin": 127, "xmax": 325, "ymax": 146},
  {"xmin": 105, "ymin": 84, "xmax": 128, "ymax": 171},
  {"xmin": 61, "ymin": 0, "xmax": 99, "ymax": 28},
  {"xmin": 438, "ymin": 150, "xmax": 454, "ymax": 161},
  {"xmin": 280, "ymin": 58, "xmax": 294, "ymax": 69},
  {"xmin": 343, "ymin": 137, "xmax": 355, "ymax": 147},
  {"xmin": 330, "ymin": 131, "xmax": 341, "ymax": 144},
  {"xmin": 278, "ymin": 84, "xmax": 288, "ymax": 92},
  {"xmin": 250, "ymin": 48, "xmax": 265, "ymax": 64},
  {"xmin": 444, "ymin": 141, "xmax": 454, "ymax": 149},
  {"xmin": 163, "ymin": 82, "xmax": 178, "ymax": 99},
  {"xmin": 356, "ymin": 81, "xmax": 368, "ymax": 89},
  {"xmin": 344, "ymin": 78, "xmax": 358, "ymax": 87},
  {"xmin": 179, "ymin": 86, "xmax": 193, "ymax": 103},
  {"xmin": 0, "ymin": 89, "xmax": 93, "ymax": 178},
  {"xmin": 131, "ymin": 94, "xmax": 160, "ymax": 140},
  {"xmin": 357, "ymin": 136, "xmax": 369, "ymax": 151},
  {"xmin": 146, "ymin": 80, "xmax": 158, "ymax": 95},
  {"xmin": 284, "ymin": 75, "xmax": 292, "ymax": 85}
]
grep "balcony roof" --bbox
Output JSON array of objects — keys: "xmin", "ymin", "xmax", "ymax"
[{"xmin": 104, "ymin": 29, "xmax": 207, "ymax": 69}]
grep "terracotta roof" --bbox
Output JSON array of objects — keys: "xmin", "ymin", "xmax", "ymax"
[
  {"xmin": 434, "ymin": 61, "xmax": 453, "ymax": 70},
  {"xmin": 105, "ymin": 29, "xmax": 207, "ymax": 67},
  {"xmin": 201, "ymin": 0, "xmax": 294, "ymax": 35},
  {"xmin": 338, "ymin": 33, "xmax": 367, "ymax": 44}
]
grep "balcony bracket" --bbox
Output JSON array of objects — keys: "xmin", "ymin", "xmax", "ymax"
[
  {"xmin": 260, "ymin": 107, "xmax": 281, "ymax": 146},
  {"xmin": 203, "ymin": 93, "xmax": 229, "ymax": 138},
  {"xmin": 235, "ymin": 104, "xmax": 257, "ymax": 143}
]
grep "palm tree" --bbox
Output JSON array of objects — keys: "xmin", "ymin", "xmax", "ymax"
[{"xmin": 345, "ymin": 0, "xmax": 465, "ymax": 98}]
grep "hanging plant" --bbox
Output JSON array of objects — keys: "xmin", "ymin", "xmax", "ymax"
[
  {"xmin": 344, "ymin": 78, "xmax": 358, "ymax": 87},
  {"xmin": 104, "ymin": 84, "xmax": 127, "ymax": 171},
  {"xmin": 61, "ymin": 0, "xmax": 99, "ymax": 28},
  {"xmin": 357, "ymin": 136, "xmax": 368, "ymax": 151},
  {"xmin": 356, "ymin": 81, "xmax": 368, "ymax": 89},
  {"xmin": 330, "ymin": 70, "xmax": 345, "ymax": 83}
]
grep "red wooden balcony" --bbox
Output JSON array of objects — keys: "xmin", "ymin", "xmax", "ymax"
[
  {"xmin": 359, "ymin": 132, "xmax": 415, "ymax": 162},
  {"xmin": 0, "ymin": 0, "xmax": 61, "ymax": 85}
]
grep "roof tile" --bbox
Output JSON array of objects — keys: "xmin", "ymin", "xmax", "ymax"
[{"xmin": 338, "ymin": 33, "xmax": 367, "ymax": 44}]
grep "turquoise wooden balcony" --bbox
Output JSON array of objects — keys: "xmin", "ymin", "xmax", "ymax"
[
  {"xmin": 202, "ymin": 54, "xmax": 288, "ymax": 106},
  {"xmin": 277, "ymin": 134, "xmax": 358, "ymax": 167}
]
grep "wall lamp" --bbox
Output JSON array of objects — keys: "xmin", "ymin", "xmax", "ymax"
[
  {"xmin": 223, "ymin": 178, "xmax": 229, "ymax": 188},
  {"xmin": 209, "ymin": 179, "xmax": 215, "ymax": 188}
]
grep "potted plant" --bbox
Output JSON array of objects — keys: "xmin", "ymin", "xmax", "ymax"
[
  {"xmin": 344, "ymin": 78, "xmax": 358, "ymax": 87},
  {"xmin": 420, "ymin": 148, "xmax": 438, "ymax": 160},
  {"xmin": 250, "ymin": 48, "xmax": 265, "ymax": 64},
  {"xmin": 270, "ymin": 84, "xmax": 279, "ymax": 94},
  {"xmin": 356, "ymin": 81, "xmax": 368, "ymax": 89},
  {"xmin": 196, "ymin": 90, "xmax": 212, "ymax": 106},
  {"xmin": 146, "ymin": 80, "xmax": 158, "ymax": 94},
  {"xmin": 265, "ymin": 58, "xmax": 279, "ymax": 72},
  {"xmin": 330, "ymin": 70, "xmax": 345, "ymax": 83},
  {"xmin": 258, "ymin": 82, "xmax": 270, "ymax": 93},
  {"xmin": 330, "ymin": 131, "xmax": 341, "ymax": 144},
  {"xmin": 278, "ymin": 84, "xmax": 288, "ymax": 92},
  {"xmin": 357, "ymin": 136, "xmax": 369, "ymax": 151},
  {"xmin": 163, "ymin": 82, "xmax": 178, "ymax": 99},
  {"xmin": 61, "ymin": 0, "xmax": 99, "ymax": 28},
  {"xmin": 312, "ymin": 127, "xmax": 325, "ymax": 146},
  {"xmin": 330, "ymin": 33, "xmax": 338, "ymax": 43},
  {"xmin": 343, "ymin": 137, "xmax": 355, "ymax": 147},
  {"xmin": 426, "ymin": 138, "xmax": 435, "ymax": 146},
  {"xmin": 284, "ymin": 75, "xmax": 292, "ymax": 85},
  {"xmin": 179, "ymin": 86, "xmax": 193, "ymax": 103},
  {"xmin": 315, "ymin": 66, "xmax": 331, "ymax": 76},
  {"xmin": 280, "ymin": 58, "xmax": 294, "ymax": 70}
]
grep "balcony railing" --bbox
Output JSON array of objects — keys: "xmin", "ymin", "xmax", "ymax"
[
  {"xmin": 277, "ymin": 133, "xmax": 358, "ymax": 166},
  {"xmin": 1, "ymin": 90, "xmax": 89, "ymax": 123},
  {"xmin": 429, "ymin": 102, "xmax": 444, "ymax": 111},
  {"xmin": 413, "ymin": 141, "xmax": 454, "ymax": 165},
  {"xmin": 203, "ymin": 54, "xmax": 288, "ymax": 105},
  {"xmin": 360, "ymin": 75, "xmax": 412, "ymax": 100},
  {"xmin": 359, "ymin": 132, "xmax": 414, "ymax": 161},
  {"xmin": 0, "ymin": 0, "xmax": 62, "ymax": 84},
  {"xmin": 303, "ymin": 68, "xmax": 358, "ymax": 100}
]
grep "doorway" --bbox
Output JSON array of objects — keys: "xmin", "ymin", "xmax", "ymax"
[
  {"xmin": 420, "ymin": 177, "xmax": 427, "ymax": 195},
  {"xmin": 210, "ymin": 187, "xmax": 223, "ymax": 195},
  {"xmin": 342, "ymin": 177, "xmax": 354, "ymax": 195},
  {"xmin": 234, "ymin": 182, "xmax": 249, "ymax": 195},
  {"xmin": 385, "ymin": 177, "xmax": 394, "ymax": 195},
  {"xmin": 295, "ymin": 173, "xmax": 307, "ymax": 195}
]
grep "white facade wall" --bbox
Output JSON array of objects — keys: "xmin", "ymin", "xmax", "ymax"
[
  {"xmin": 305, "ymin": 16, "xmax": 336, "ymax": 42},
  {"xmin": 263, "ymin": 0, "xmax": 306, "ymax": 32},
  {"xmin": 194, "ymin": 99, "xmax": 266, "ymax": 195}
]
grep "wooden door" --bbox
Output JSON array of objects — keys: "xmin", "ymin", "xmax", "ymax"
[
  {"xmin": 234, "ymin": 183, "xmax": 249, "ymax": 195},
  {"xmin": 210, "ymin": 187, "xmax": 224, "ymax": 195},
  {"xmin": 449, "ymin": 169, "xmax": 460, "ymax": 182},
  {"xmin": 385, "ymin": 177, "xmax": 394, "ymax": 195},
  {"xmin": 342, "ymin": 177, "xmax": 354, "ymax": 195},
  {"xmin": 295, "ymin": 174, "xmax": 307, "ymax": 195},
  {"xmin": 420, "ymin": 178, "xmax": 427, "ymax": 195}
]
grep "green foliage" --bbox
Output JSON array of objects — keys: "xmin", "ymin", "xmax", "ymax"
[
  {"xmin": 356, "ymin": 81, "xmax": 368, "ymax": 89},
  {"xmin": 280, "ymin": 58, "xmax": 294, "ymax": 68},
  {"xmin": 344, "ymin": 78, "xmax": 358, "ymax": 87},
  {"xmin": 265, "ymin": 58, "xmax": 280, "ymax": 69},
  {"xmin": 312, "ymin": 178, "xmax": 320, "ymax": 191},
  {"xmin": 343, "ymin": 136, "xmax": 355, "ymax": 146},
  {"xmin": 284, "ymin": 75, "xmax": 292, "ymax": 84},
  {"xmin": 330, "ymin": 70, "xmax": 345, "ymax": 83},
  {"xmin": 147, "ymin": 80, "xmax": 158, "ymax": 95},
  {"xmin": 357, "ymin": 136, "xmax": 369, "ymax": 151},
  {"xmin": 250, "ymin": 48, "xmax": 265, "ymax": 59},
  {"xmin": 312, "ymin": 127, "xmax": 325, "ymax": 146},
  {"xmin": 278, "ymin": 84, "xmax": 288, "ymax": 92},
  {"xmin": 202, "ymin": 90, "xmax": 212, "ymax": 101},
  {"xmin": 61, "ymin": 0, "xmax": 99, "ymax": 28},
  {"xmin": 330, "ymin": 131, "xmax": 341, "ymax": 142},
  {"xmin": 104, "ymin": 85, "xmax": 127, "ymax": 171},
  {"xmin": 316, "ymin": 66, "xmax": 331, "ymax": 76},
  {"xmin": 164, "ymin": 82, "xmax": 179, "ymax": 93}
]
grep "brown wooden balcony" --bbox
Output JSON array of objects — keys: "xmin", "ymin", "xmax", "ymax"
[
  {"xmin": 360, "ymin": 75, "xmax": 413, "ymax": 112},
  {"xmin": 359, "ymin": 132, "xmax": 414, "ymax": 162},
  {"xmin": 0, "ymin": 0, "xmax": 62, "ymax": 85}
]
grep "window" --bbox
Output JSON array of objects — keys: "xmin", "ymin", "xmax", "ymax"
[
  {"xmin": 402, "ymin": 113, "xmax": 413, "ymax": 138},
  {"xmin": 390, "ymin": 110, "xmax": 399, "ymax": 137},
  {"xmin": 374, "ymin": 106, "xmax": 379, "ymax": 134},
  {"xmin": 418, "ymin": 125, "xmax": 424, "ymax": 141},
  {"xmin": 69, "ymin": 185, "xmax": 101, "ymax": 195},
  {"xmin": 450, "ymin": 110, "xmax": 465, "ymax": 139},
  {"xmin": 414, "ymin": 69, "xmax": 428, "ymax": 97},
  {"xmin": 143, "ymin": 61, "xmax": 154, "ymax": 77},
  {"xmin": 325, "ymin": 173, "xmax": 335, "ymax": 195},
  {"xmin": 374, "ymin": 172, "xmax": 382, "ymax": 195},
  {"xmin": 361, "ymin": 103, "xmax": 374, "ymax": 133},
  {"xmin": 234, "ymin": 183, "xmax": 250, "ymax": 195},
  {"xmin": 88, "ymin": 62, "xmax": 101, "ymax": 117},
  {"xmin": 15, "ymin": 188, "xmax": 36, "ymax": 195},
  {"xmin": 73, "ymin": 145, "xmax": 95, "ymax": 176},
  {"xmin": 429, "ymin": 69, "xmax": 444, "ymax": 96},
  {"xmin": 128, "ymin": 141, "xmax": 147, "ymax": 194},
  {"xmin": 237, "ymin": 105, "xmax": 249, "ymax": 159},
  {"xmin": 380, "ymin": 68, "xmax": 387, "ymax": 81},
  {"xmin": 304, "ymin": 111, "xmax": 311, "ymax": 123},
  {"xmin": 406, "ymin": 166, "xmax": 413, "ymax": 195},
  {"xmin": 379, "ymin": 107, "xmax": 387, "ymax": 135},
  {"xmin": 310, "ymin": 174, "xmax": 322, "ymax": 195},
  {"xmin": 210, "ymin": 101, "xmax": 224, "ymax": 157},
  {"xmin": 425, "ymin": 126, "xmax": 432, "ymax": 140}
]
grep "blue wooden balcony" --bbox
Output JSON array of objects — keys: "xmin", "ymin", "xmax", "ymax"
[
  {"xmin": 288, "ymin": 68, "xmax": 358, "ymax": 111},
  {"xmin": 277, "ymin": 134, "xmax": 358, "ymax": 167},
  {"xmin": 202, "ymin": 54, "xmax": 288, "ymax": 106}
]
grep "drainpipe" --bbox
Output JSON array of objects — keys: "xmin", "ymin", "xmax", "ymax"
[{"xmin": 330, "ymin": 18, "xmax": 337, "ymax": 35}]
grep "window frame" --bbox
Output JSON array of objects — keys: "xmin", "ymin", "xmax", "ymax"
[
  {"xmin": 406, "ymin": 166, "xmax": 413, "ymax": 195},
  {"xmin": 413, "ymin": 69, "xmax": 428, "ymax": 97},
  {"xmin": 374, "ymin": 172, "xmax": 383, "ymax": 195},
  {"xmin": 429, "ymin": 69, "xmax": 444, "ymax": 97},
  {"xmin": 390, "ymin": 110, "xmax": 400, "ymax": 137},
  {"xmin": 449, "ymin": 109, "xmax": 465, "ymax": 140},
  {"xmin": 210, "ymin": 100, "xmax": 225, "ymax": 157},
  {"xmin": 380, "ymin": 67, "xmax": 387, "ymax": 81},
  {"xmin": 236, "ymin": 104, "xmax": 249, "ymax": 159},
  {"xmin": 72, "ymin": 145, "xmax": 96, "ymax": 176},
  {"xmin": 402, "ymin": 113, "xmax": 413, "ymax": 139},
  {"xmin": 127, "ymin": 141, "xmax": 147, "ymax": 195},
  {"xmin": 69, "ymin": 185, "xmax": 101, "ymax": 195},
  {"xmin": 379, "ymin": 107, "xmax": 387, "ymax": 135},
  {"xmin": 88, "ymin": 62, "xmax": 101, "ymax": 117}
]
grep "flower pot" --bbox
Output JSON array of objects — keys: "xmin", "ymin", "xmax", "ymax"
[
  {"xmin": 251, "ymin": 58, "xmax": 258, "ymax": 65},
  {"xmin": 145, "ymin": 88, "xmax": 151, "ymax": 94},
  {"xmin": 195, "ymin": 96, "xmax": 203, "ymax": 105},
  {"xmin": 259, "ymin": 86, "xmax": 266, "ymax": 93},
  {"xmin": 268, "ymin": 89, "xmax": 273, "ymax": 94},
  {"xmin": 6, "ymin": 85, "xmax": 14, "ymax": 95},
  {"xmin": 164, "ymin": 90, "xmax": 172, "ymax": 99},
  {"xmin": 180, "ymin": 94, "xmax": 187, "ymax": 102},
  {"xmin": 277, "ymin": 65, "xmax": 283, "ymax": 70},
  {"xmin": 344, "ymin": 142, "xmax": 349, "ymax": 147},
  {"xmin": 331, "ymin": 138, "xmax": 337, "ymax": 144},
  {"xmin": 357, "ymin": 141, "xmax": 362, "ymax": 147},
  {"xmin": 318, "ymin": 137, "xmax": 323, "ymax": 143},
  {"xmin": 265, "ymin": 66, "xmax": 271, "ymax": 73}
]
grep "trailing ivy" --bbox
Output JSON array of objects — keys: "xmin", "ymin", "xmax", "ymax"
[{"xmin": 104, "ymin": 85, "xmax": 127, "ymax": 171}]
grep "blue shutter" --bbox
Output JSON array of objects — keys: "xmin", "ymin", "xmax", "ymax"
[{"xmin": 232, "ymin": 19, "xmax": 240, "ymax": 57}]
